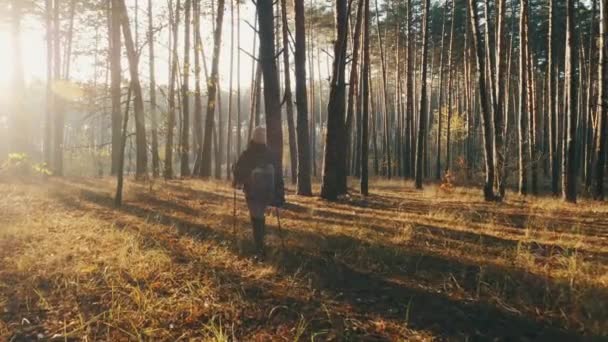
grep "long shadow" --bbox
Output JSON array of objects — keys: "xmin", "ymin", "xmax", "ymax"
[{"xmin": 55, "ymin": 183, "xmax": 607, "ymax": 340}]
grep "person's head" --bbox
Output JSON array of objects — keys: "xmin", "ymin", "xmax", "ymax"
[{"xmin": 251, "ymin": 126, "xmax": 267, "ymax": 146}]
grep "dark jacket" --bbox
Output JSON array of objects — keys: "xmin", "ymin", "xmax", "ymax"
[{"xmin": 233, "ymin": 142, "xmax": 275, "ymax": 196}]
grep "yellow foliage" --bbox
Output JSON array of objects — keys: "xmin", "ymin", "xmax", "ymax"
[{"xmin": 52, "ymin": 80, "xmax": 85, "ymax": 101}]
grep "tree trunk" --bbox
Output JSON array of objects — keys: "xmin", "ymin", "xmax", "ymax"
[
  {"xmin": 344, "ymin": 0, "xmax": 364, "ymax": 192},
  {"xmin": 226, "ymin": 0, "xmax": 234, "ymax": 179},
  {"xmin": 361, "ymin": 0, "xmax": 370, "ymax": 196},
  {"xmin": 256, "ymin": 0, "xmax": 286, "ymax": 204},
  {"xmin": 165, "ymin": 0, "xmax": 180, "ymax": 179},
  {"xmin": 415, "ymin": 0, "xmax": 430, "ymax": 189},
  {"xmin": 180, "ymin": 0, "xmax": 192, "ymax": 177},
  {"xmin": 281, "ymin": 0, "xmax": 298, "ymax": 185},
  {"xmin": 374, "ymin": 0, "xmax": 391, "ymax": 179},
  {"xmin": 435, "ymin": 1, "xmax": 448, "ymax": 180},
  {"xmin": 595, "ymin": 0, "xmax": 607, "ymax": 200},
  {"xmin": 518, "ymin": 0, "xmax": 529, "ymax": 195},
  {"xmin": 468, "ymin": 0, "xmax": 496, "ymax": 201},
  {"xmin": 405, "ymin": 0, "xmax": 414, "ymax": 178},
  {"xmin": 115, "ymin": 86, "xmax": 133, "ymax": 207},
  {"xmin": 294, "ymin": 0, "xmax": 312, "ymax": 196},
  {"xmin": 445, "ymin": 0, "xmax": 455, "ymax": 174},
  {"xmin": 44, "ymin": 0, "xmax": 53, "ymax": 168},
  {"xmin": 321, "ymin": 0, "xmax": 350, "ymax": 201},
  {"xmin": 563, "ymin": 0, "xmax": 578, "ymax": 202},
  {"xmin": 193, "ymin": 0, "xmax": 204, "ymax": 176},
  {"xmin": 148, "ymin": 0, "xmax": 159, "ymax": 178},
  {"xmin": 494, "ymin": 0, "xmax": 506, "ymax": 197},
  {"xmin": 236, "ymin": 0, "xmax": 242, "ymax": 155},
  {"xmin": 584, "ymin": 0, "xmax": 597, "ymax": 191},
  {"xmin": 201, "ymin": 0, "xmax": 225, "ymax": 177},
  {"xmin": 53, "ymin": 0, "xmax": 64, "ymax": 176},
  {"xmin": 117, "ymin": 0, "xmax": 148, "ymax": 179}
]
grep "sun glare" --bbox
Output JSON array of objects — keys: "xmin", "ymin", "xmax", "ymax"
[{"xmin": 0, "ymin": 27, "xmax": 46, "ymax": 87}]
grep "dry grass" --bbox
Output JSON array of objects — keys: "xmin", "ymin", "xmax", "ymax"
[{"xmin": 0, "ymin": 176, "xmax": 607, "ymax": 340}]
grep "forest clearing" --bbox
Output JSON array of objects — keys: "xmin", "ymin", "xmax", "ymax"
[{"xmin": 1, "ymin": 177, "xmax": 607, "ymax": 340}]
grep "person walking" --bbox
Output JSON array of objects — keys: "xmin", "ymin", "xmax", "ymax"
[{"xmin": 233, "ymin": 126, "xmax": 276, "ymax": 256}]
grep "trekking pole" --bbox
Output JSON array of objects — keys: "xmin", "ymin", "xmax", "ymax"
[
  {"xmin": 275, "ymin": 207, "xmax": 286, "ymax": 249},
  {"xmin": 232, "ymin": 187, "xmax": 237, "ymax": 238}
]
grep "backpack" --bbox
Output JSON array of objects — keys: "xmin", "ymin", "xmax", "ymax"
[{"xmin": 249, "ymin": 163, "xmax": 275, "ymax": 205}]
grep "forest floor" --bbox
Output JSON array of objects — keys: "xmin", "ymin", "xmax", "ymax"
[{"xmin": 1, "ymin": 177, "xmax": 607, "ymax": 341}]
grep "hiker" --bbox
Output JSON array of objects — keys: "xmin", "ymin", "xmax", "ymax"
[{"xmin": 233, "ymin": 126, "xmax": 276, "ymax": 255}]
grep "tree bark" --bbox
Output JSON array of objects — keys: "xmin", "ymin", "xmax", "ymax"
[
  {"xmin": 547, "ymin": 0, "xmax": 558, "ymax": 195},
  {"xmin": 165, "ymin": 0, "xmax": 180, "ymax": 179},
  {"xmin": 563, "ymin": 0, "xmax": 578, "ymax": 202},
  {"xmin": 193, "ymin": 0, "xmax": 204, "ymax": 175},
  {"xmin": 361, "ymin": 0, "xmax": 370, "ymax": 196},
  {"xmin": 415, "ymin": 0, "xmax": 430, "ymax": 189},
  {"xmin": 201, "ymin": 0, "xmax": 225, "ymax": 177},
  {"xmin": 494, "ymin": 0, "xmax": 507, "ymax": 197},
  {"xmin": 468, "ymin": 0, "xmax": 496, "ymax": 200},
  {"xmin": 320, "ymin": 0, "xmax": 350, "ymax": 201},
  {"xmin": 435, "ymin": 1, "xmax": 448, "ymax": 180},
  {"xmin": 281, "ymin": 0, "xmax": 298, "ymax": 185},
  {"xmin": 226, "ymin": 0, "xmax": 235, "ymax": 179},
  {"xmin": 294, "ymin": 0, "xmax": 312, "ymax": 196},
  {"xmin": 256, "ymin": 0, "xmax": 286, "ymax": 204},
  {"xmin": 595, "ymin": 0, "xmax": 607, "ymax": 200},
  {"xmin": 518, "ymin": 0, "xmax": 529, "ymax": 195},
  {"xmin": 180, "ymin": 0, "xmax": 192, "ymax": 177},
  {"xmin": 117, "ymin": 0, "xmax": 148, "ymax": 179},
  {"xmin": 148, "ymin": 0, "xmax": 159, "ymax": 178},
  {"xmin": 115, "ymin": 86, "xmax": 133, "ymax": 207}
]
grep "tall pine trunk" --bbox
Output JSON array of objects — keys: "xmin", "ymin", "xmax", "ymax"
[
  {"xmin": 320, "ymin": 0, "xmax": 350, "ymax": 201},
  {"xmin": 257, "ymin": 0, "xmax": 286, "ymax": 204},
  {"xmin": 193, "ymin": 0, "xmax": 204, "ymax": 175},
  {"xmin": 148, "ymin": 0, "xmax": 159, "ymax": 178},
  {"xmin": 468, "ymin": 0, "xmax": 496, "ymax": 201},
  {"xmin": 118, "ymin": 0, "xmax": 148, "ymax": 179},
  {"xmin": 201, "ymin": 0, "xmax": 225, "ymax": 177},
  {"xmin": 344, "ymin": 0, "xmax": 364, "ymax": 192},
  {"xmin": 415, "ymin": 0, "xmax": 430, "ymax": 189},
  {"xmin": 294, "ymin": 0, "xmax": 312, "ymax": 196},
  {"xmin": 494, "ymin": 0, "xmax": 507, "ymax": 197},
  {"xmin": 563, "ymin": 0, "xmax": 578, "ymax": 202},
  {"xmin": 518, "ymin": 0, "xmax": 529, "ymax": 195},
  {"xmin": 180, "ymin": 0, "xmax": 192, "ymax": 177},
  {"xmin": 53, "ymin": 0, "xmax": 64, "ymax": 175},
  {"xmin": 165, "ymin": 0, "xmax": 180, "ymax": 179},
  {"xmin": 361, "ymin": 0, "xmax": 370, "ymax": 196},
  {"xmin": 596, "ymin": 0, "xmax": 607, "ymax": 199},
  {"xmin": 281, "ymin": 0, "xmax": 298, "ymax": 185}
]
